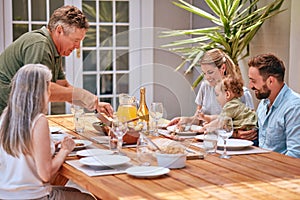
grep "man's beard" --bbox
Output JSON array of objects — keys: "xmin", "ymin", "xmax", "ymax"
[{"xmin": 253, "ymin": 84, "xmax": 271, "ymax": 100}]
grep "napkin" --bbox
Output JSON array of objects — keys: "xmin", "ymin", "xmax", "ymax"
[
  {"xmin": 191, "ymin": 142, "xmax": 271, "ymax": 155},
  {"xmin": 216, "ymin": 146, "xmax": 271, "ymax": 155},
  {"xmin": 66, "ymin": 160, "xmax": 132, "ymax": 177},
  {"xmin": 91, "ymin": 136, "xmax": 137, "ymax": 148}
]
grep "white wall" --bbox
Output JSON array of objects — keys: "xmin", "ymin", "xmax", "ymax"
[
  {"xmin": 153, "ymin": 0, "xmax": 197, "ymax": 119},
  {"xmin": 0, "ymin": 0, "xmax": 4, "ymax": 53},
  {"xmin": 289, "ymin": 0, "xmax": 300, "ymax": 93}
]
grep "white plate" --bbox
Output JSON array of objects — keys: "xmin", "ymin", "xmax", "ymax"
[
  {"xmin": 76, "ymin": 149, "xmax": 113, "ymax": 157},
  {"xmin": 217, "ymin": 139, "xmax": 253, "ymax": 150},
  {"xmin": 79, "ymin": 155, "xmax": 131, "ymax": 167},
  {"xmin": 126, "ymin": 166, "xmax": 170, "ymax": 178},
  {"xmin": 51, "ymin": 133, "xmax": 67, "ymax": 141},
  {"xmin": 73, "ymin": 139, "xmax": 93, "ymax": 150},
  {"xmin": 194, "ymin": 135, "xmax": 204, "ymax": 141},
  {"xmin": 49, "ymin": 127, "xmax": 61, "ymax": 133},
  {"xmin": 167, "ymin": 125, "xmax": 202, "ymax": 136}
]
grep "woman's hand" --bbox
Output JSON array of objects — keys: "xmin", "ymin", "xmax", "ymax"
[
  {"xmin": 167, "ymin": 117, "xmax": 180, "ymax": 126},
  {"xmin": 60, "ymin": 137, "xmax": 75, "ymax": 154}
]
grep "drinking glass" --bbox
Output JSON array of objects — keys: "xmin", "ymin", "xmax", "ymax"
[
  {"xmin": 149, "ymin": 102, "xmax": 163, "ymax": 136},
  {"xmin": 217, "ymin": 116, "xmax": 233, "ymax": 159},
  {"xmin": 203, "ymin": 125, "xmax": 218, "ymax": 155},
  {"xmin": 71, "ymin": 105, "xmax": 85, "ymax": 134},
  {"xmin": 111, "ymin": 115, "xmax": 128, "ymax": 155}
]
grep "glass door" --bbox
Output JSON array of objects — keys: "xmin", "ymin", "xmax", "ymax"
[{"xmin": 80, "ymin": 0, "xmax": 131, "ymax": 110}]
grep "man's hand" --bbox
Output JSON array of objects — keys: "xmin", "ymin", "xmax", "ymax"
[
  {"xmin": 96, "ymin": 102, "xmax": 113, "ymax": 117},
  {"xmin": 235, "ymin": 129, "xmax": 258, "ymax": 140}
]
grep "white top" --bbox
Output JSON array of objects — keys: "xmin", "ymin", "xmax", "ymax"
[
  {"xmin": 0, "ymin": 113, "xmax": 53, "ymax": 199},
  {"xmin": 195, "ymin": 80, "xmax": 254, "ymax": 115}
]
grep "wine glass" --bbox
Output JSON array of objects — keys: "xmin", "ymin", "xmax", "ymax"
[
  {"xmin": 149, "ymin": 102, "xmax": 163, "ymax": 136},
  {"xmin": 217, "ymin": 116, "xmax": 233, "ymax": 159},
  {"xmin": 111, "ymin": 115, "xmax": 128, "ymax": 155}
]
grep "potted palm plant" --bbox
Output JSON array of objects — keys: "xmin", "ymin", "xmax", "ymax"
[{"xmin": 161, "ymin": 0, "xmax": 285, "ymax": 87}]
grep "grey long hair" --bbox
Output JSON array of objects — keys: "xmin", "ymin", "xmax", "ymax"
[{"xmin": 0, "ymin": 64, "xmax": 52, "ymax": 157}]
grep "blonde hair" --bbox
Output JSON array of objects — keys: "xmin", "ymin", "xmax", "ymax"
[
  {"xmin": 0, "ymin": 64, "xmax": 52, "ymax": 157},
  {"xmin": 200, "ymin": 49, "xmax": 242, "ymax": 78}
]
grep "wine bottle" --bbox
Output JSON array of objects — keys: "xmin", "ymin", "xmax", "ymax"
[{"xmin": 137, "ymin": 87, "xmax": 149, "ymax": 126}]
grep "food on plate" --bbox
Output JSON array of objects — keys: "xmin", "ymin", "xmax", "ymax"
[
  {"xmin": 75, "ymin": 143, "xmax": 84, "ymax": 147},
  {"xmin": 175, "ymin": 124, "xmax": 190, "ymax": 132},
  {"xmin": 153, "ymin": 138, "xmax": 185, "ymax": 154}
]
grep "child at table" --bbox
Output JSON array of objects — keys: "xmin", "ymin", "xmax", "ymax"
[
  {"xmin": 0, "ymin": 64, "xmax": 96, "ymax": 200},
  {"xmin": 198, "ymin": 75, "xmax": 258, "ymax": 137}
]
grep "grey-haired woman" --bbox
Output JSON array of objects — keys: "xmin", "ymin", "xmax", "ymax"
[{"xmin": 0, "ymin": 64, "xmax": 95, "ymax": 200}]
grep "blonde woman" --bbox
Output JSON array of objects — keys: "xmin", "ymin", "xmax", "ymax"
[
  {"xmin": 168, "ymin": 49, "xmax": 257, "ymax": 141},
  {"xmin": 0, "ymin": 64, "xmax": 95, "ymax": 199}
]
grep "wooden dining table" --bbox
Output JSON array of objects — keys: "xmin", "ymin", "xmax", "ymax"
[{"xmin": 48, "ymin": 114, "xmax": 300, "ymax": 200}]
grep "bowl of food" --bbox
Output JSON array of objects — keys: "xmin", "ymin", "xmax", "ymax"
[
  {"xmin": 154, "ymin": 138, "xmax": 187, "ymax": 169},
  {"xmin": 124, "ymin": 128, "xmax": 140, "ymax": 144},
  {"xmin": 92, "ymin": 121, "xmax": 110, "ymax": 135}
]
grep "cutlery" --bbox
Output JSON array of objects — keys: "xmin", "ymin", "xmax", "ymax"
[{"xmin": 139, "ymin": 132, "xmax": 162, "ymax": 152}]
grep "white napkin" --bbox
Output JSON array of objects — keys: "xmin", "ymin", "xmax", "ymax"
[
  {"xmin": 65, "ymin": 160, "xmax": 132, "ymax": 177},
  {"xmin": 191, "ymin": 142, "xmax": 271, "ymax": 155},
  {"xmin": 216, "ymin": 146, "xmax": 271, "ymax": 155}
]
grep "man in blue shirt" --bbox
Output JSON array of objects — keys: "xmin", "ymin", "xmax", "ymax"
[{"xmin": 248, "ymin": 53, "xmax": 300, "ymax": 158}]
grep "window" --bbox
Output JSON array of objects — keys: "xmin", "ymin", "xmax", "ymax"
[{"xmin": 81, "ymin": 0, "xmax": 130, "ymax": 109}]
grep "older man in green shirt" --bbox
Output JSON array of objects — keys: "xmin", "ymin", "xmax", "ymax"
[{"xmin": 0, "ymin": 5, "xmax": 113, "ymax": 117}]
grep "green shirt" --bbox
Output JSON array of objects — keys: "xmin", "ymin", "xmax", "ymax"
[
  {"xmin": 221, "ymin": 98, "xmax": 257, "ymax": 130},
  {"xmin": 0, "ymin": 27, "xmax": 65, "ymax": 114}
]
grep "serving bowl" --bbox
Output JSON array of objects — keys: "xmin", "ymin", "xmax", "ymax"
[
  {"xmin": 156, "ymin": 153, "xmax": 187, "ymax": 169},
  {"xmin": 92, "ymin": 122, "xmax": 110, "ymax": 135}
]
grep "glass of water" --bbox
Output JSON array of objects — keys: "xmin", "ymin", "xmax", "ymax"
[
  {"xmin": 71, "ymin": 105, "xmax": 85, "ymax": 134},
  {"xmin": 203, "ymin": 125, "xmax": 218, "ymax": 155},
  {"xmin": 217, "ymin": 116, "xmax": 233, "ymax": 159}
]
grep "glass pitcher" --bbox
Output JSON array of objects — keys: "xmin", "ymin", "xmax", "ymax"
[{"xmin": 116, "ymin": 94, "xmax": 138, "ymax": 122}]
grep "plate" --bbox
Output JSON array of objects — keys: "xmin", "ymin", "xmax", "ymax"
[
  {"xmin": 76, "ymin": 149, "xmax": 113, "ymax": 157},
  {"xmin": 126, "ymin": 166, "xmax": 170, "ymax": 178},
  {"xmin": 49, "ymin": 127, "xmax": 61, "ymax": 133},
  {"xmin": 167, "ymin": 125, "xmax": 202, "ymax": 136},
  {"xmin": 72, "ymin": 139, "xmax": 92, "ymax": 150},
  {"xmin": 51, "ymin": 133, "xmax": 67, "ymax": 141},
  {"xmin": 194, "ymin": 135, "xmax": 204, "ymax": 141},
  {"xmin": 79, "ymin": 155, "xmax": 131, "ymax": 167},
  {"xmin": 217, "ymin": 139, "xmax": 253, "ymax": 150}
]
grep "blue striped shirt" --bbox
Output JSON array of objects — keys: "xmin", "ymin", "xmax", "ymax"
[{"xmin": 257, "ymin": 84, "xmax": 300, "ymax": 158}]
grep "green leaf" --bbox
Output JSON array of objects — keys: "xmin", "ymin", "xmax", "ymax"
[
  {"xmin": 228, "ymin": 0, "xmax": 240, "ymax": 19},
  {"xmin": 174, "ymin": 1, "xmax": 220, "ymax": 24},
  {"xmin": 192, "ymin": 73, "xmax": 204, "ymax": 89},
  {"xmin": 204, "ymin": 0, "xmax": 220, "ymax": 16}
]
